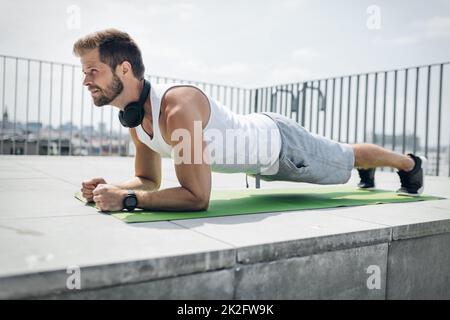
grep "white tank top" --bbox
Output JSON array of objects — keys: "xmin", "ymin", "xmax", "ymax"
[{"xmin": 135, "ymin": 83, "xmax": 281, "ymax": 175}]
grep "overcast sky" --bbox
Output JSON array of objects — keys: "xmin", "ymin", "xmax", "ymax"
[{"xmin": 0, "ymin": 0, "xmax": 449, "ymax": 87}]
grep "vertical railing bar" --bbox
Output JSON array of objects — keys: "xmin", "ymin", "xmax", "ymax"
[
  {"xmin": 279, "ymin": 86, "xmax": 283, "ymax": 115},
  {"xmin": 254, "ymin": 89, "xmax": 259, "ymax": 113},
  {"xmin": 265, "ymin": 87, "xmax": 268, "ymax": 112},
  {"xmin": 402, "ymin": 69, "xmax": 409, "ymax": 155},
  {"xmin": 316, "ymin": 80, "xmax": 321, "ymax": 134},
  {"xmin": 37, "ymin": 62, "xmax": 42, "ymax": 155},
  {"xmin": 25, "ymin": 60, "xmax": 30, "ymax": 155},
  {"xmin": 79, "ymin": 77, "xmax": 84, "ymax": 155},
  {"xmin": 48, "ymin": 63, "xmax": 53, "ymax": 156},
  {"xmin": 289, "ymin": 83, "xmax": 294, "ymax": 119},
  {"xmin": 69, "ymin": 66, "xmax": 75, "ymax": 156},
  {"xmin": 13, "ymin": 58, "xmax": 18, "ymax": 155},
  {"xmin": 413, "ymin": 67, "xmax": 420, "ymax": 154},
  {"xmin": 363, "ymin": 74, "xmax": 369, "ymax": 142},
  {"xmin": 284, "ymin": 84, "xmax": 289, "ymax": 116},
  {"xmin": 425, "ymin": 66, "xmax": 431, "ymax": 161},
  {"xmin": 300, "ymin": 83, "xmax": 307, "ymax": 126},
  {"xmin": 119, "ymin": 123, "xmax": 123, "ymax": 156},
  {"xmin": 436, "ymin": 64, "xmax": 443, "ymax": 176},
  {"xmin": 236, "ymin": 88, "xmax": 241, "ymax": 115},
  {"xmin": 279, "ymin": 85, "xmax": 283, "ymax": 115},
  {"xmin": 338, "ymin": 77, "xmax": 343, "ymax": 142},
  {"xmin": 354, "ymin": 75, "xmax": 360, "ymax": 143},
  {"xmin": 244, "ymin": 89, "xmax": 248, "ymax": 115},
  {"xmin": 381, "ymin": 72, "xmax": 387, "ymax": 171},
  {"xmin": 224, "ymin": 86, "xmax": 229, "ymax": 107},
  {"xmin": 100, "ymin": 107, "xmax": 104, "ymax": 156},
  {"xmin": 295, "ymin": 83, "xmax": 300, "ymax": 123},
  {"xmin": 269, "ymin": 87, "xmax": 273, "ymax": 113},
  {"xmin": 323, "ymin": 79, "xmax": 328, "ymax": 137},
  {"xmin": 58, "ymin": 65, "xmax": 64, "ymax": 155},
  {"xmin": 109, "ymin": 107, "xmax": 113, "ymax": 156},
  {"xmin": 331, "ymin": 78, "xmax": 336, "ymax": 140},
  {"xmin": 391, "ymin": 71, "xmax": 398, "ymax": 172},
  {"xmin": 382, "ymin": 71, "xmax": 388, "ymax": 148},
  {"xmin": 346, "ymin": 76, "xmax": 351, "ymax": 143},
  {"xmin": 0, "ymin": 57, "xmax": 5, "ymax": 154},
  {"xmin": 309, "ymin": 82, "xmax": 314, "ymax": 131},
  {"xmin": 372, "ymin": 73, "xmax": 378, "ymax": 145},
  {"xmin": 231, "ymin": 87, "xmax": 235, "ymax": 113},
  {"xmin": 89, "ymin": 100, "xmax": 93, "ymax": 155}
]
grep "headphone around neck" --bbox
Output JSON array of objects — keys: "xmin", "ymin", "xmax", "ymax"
[{"xmin": 118, "ymin": 79, "xmax": 151, "ymax": 128}]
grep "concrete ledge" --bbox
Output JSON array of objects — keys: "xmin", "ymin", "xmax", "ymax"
[
  {"xmin": 387, "ymin": 233, "xmax": 450, "ymax": 299},
  {"xmin": 0, "ymin": 250, "xmax": 236, "ymax": 299},
  {"xmin": 236, "ymin": 228, "xmax": 392, "ymax": 264},
  {"xmin": 235, "ymin": 243, "xmax": 388, "ymax": 300},
  {"xmin": 40, "ymin": 269, "xmax": 235, "ymax": 300}
]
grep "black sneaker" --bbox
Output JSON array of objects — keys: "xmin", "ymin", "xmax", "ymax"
[
  {"xmin": 357, "ymin": 168, "xmax": 376, "ymax": 189},
  {"xmin": 396, "ymin": 154, "xmax": 427, "ymax": 196}
]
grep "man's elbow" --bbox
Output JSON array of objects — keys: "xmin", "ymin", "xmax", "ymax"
[{"xmin": 193, "ymin": 196, "xmax": 209, "ymax": 211}]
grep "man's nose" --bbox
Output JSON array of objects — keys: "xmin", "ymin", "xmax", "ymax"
[{"xmin": 83, "ymin": 75, "xmax": 91, "ymax": 87}]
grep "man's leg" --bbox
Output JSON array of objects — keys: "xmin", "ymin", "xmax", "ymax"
[
  {"xmin": 351, "ymin": 143, "xmax": 426, "ymax": 196},
  {"xmin": 351, "ymin": 143, "xmax": 415, "ymax": 171}
]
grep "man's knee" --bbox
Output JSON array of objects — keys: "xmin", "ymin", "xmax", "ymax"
[{"xmin": 351, "ymin": 143, "xmax": 373, "ymax": 169}]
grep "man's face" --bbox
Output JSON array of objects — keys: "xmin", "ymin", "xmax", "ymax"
[{"xmin": 80, "ymin": 48, "xmax": 123, "ymax": 106}]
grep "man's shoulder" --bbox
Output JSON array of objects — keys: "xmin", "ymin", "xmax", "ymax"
[
  {"xmin": 162, "ymin": 84, "xmax": 207, "ymax": 106},
  {"xmin": 160, "ymin": 84, "xmax": 210, "ymax": 121}
]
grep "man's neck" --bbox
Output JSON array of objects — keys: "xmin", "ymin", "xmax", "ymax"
[
  {"xmin": 110, "ymin": 78, "xmax": 152, "ymax": 127},
  {"xmin": 111, "ymin": 78, "xmax": 143, "ymax": 111}
]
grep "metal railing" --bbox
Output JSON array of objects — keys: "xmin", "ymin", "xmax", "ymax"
[
  {"xmin": 252, "ymin": 62, "xmax": 450, "ymax": 177},
  {"xmin": 1, "ymin": 54, "xmax": 449, "ymax": 176},
  {"xmin": 0, "ymin": 54, "xmax": 251, "ymax": 158}
]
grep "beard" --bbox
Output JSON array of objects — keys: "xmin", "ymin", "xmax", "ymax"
[{"xmin": 91, "ymin": 73, "xmax": 124, "ymax": 106}]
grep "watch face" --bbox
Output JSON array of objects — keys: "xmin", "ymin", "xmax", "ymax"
[{"xmin": 125, "ymin": 196, "xmax": 137, "ymax": 208}]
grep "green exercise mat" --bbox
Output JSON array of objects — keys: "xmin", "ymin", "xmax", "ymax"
[{"xmin": 74, "ymin": 187, "xmax": 444, "ymax": 223}]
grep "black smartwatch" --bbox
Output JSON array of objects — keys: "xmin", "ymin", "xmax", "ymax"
[{"xmin": 123, "ymin": 190, "xmax": 138, "ymax": 212}]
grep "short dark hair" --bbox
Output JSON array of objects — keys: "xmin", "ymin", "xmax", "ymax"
[{"xmin": 73, "ymin": 29, "xmax": 145, "ymax": 80}]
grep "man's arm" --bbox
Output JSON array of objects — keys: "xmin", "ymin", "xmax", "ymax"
[
  {"xmin": 132, "ymin": 87, "xmax": 212, "ymax": 211},
  {"xmin": 112, "ymin": 128, "xmax": 162, "ymax": 191}
]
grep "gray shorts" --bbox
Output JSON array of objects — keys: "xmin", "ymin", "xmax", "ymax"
[{"xmin": 257, "ymin": 112, "xmax": 355, "ymax": 185}]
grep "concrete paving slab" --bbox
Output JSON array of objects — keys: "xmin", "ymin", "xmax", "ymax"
[{"xmin": 0, "ymin": 178, "xmax": 98, "ymax": 219}]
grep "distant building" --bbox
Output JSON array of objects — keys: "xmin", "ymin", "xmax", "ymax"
[
  {"xmin": 26, "ymin": 122, "xmax": 43, "ymax": 133},
  {"xmin": 1, "ymin": 109, "xmax": 13, "ymax": 130}
]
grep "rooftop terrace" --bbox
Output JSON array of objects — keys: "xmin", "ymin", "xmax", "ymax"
[{"xmin": 0, "ymin": 155, "xmax": 449, "ymax": 299}]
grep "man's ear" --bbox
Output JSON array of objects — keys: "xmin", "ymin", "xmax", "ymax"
[{"xmin": 118, "ymin": 61, "xmax": 133, "ymax": 78}]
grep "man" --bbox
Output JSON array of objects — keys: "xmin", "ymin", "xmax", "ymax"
[{"xmin": 77, "ymin": 29, "xmax": 426, "ymax": 212}]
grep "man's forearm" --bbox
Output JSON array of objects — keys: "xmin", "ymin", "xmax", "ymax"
[
  {"xmin": 135, "ymin": 187, "xmax": 209, "ymax": 211},
  {"xmin": 112, "ymin": 176, "xmax": 159, "ymax": 191}
]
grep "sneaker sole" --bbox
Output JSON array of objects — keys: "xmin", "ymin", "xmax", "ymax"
[
  {"xmin": 358, "ymin": 187, "xmax": 376, "ymax": 191},
  {"xmin": 397, "ymin": 156, "xmax": 427, "ymax": 197}
]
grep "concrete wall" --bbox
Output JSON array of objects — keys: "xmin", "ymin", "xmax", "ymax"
[{"xmin": 31, "ymin": 233, "xmax": 450, "ymax": 300}]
